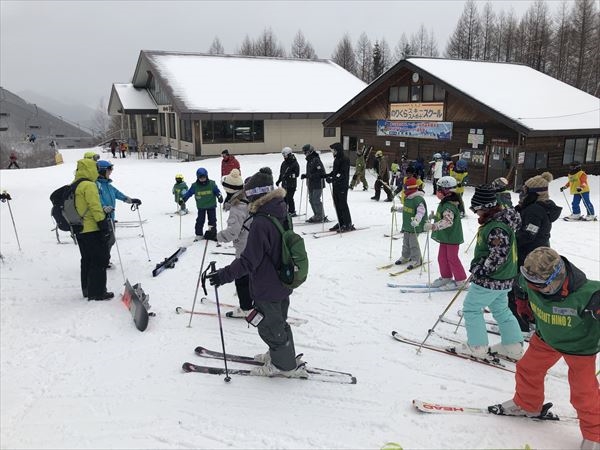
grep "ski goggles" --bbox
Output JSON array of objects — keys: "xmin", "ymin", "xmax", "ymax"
[{"xmin": 520, "ymin": 259, "xmax": 563, "ymax": 288}]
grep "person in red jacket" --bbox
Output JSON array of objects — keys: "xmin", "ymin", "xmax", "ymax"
[{"xmin": 221, "ymin": 149, "xmax": 241, "ymax": 177}]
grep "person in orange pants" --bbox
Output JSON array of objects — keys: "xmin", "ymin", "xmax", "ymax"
[{"xmin": 490, "ymin": 247, "xmax": 600, "ymax": 449}]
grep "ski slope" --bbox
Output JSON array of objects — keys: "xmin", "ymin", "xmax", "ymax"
[{"xmin": 1, "ymin": 148, "xmax": 598, "ymax": 449}]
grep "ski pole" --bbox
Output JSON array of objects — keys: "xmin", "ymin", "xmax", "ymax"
[
  {"xmin": 5, "ymin": 199, "xmax": 21, "ymax": 251},
  {"xmin": 187, "ymin": 236, "xmax": 210, "ymax": 328},
  {"xmin": 321, "ymin": 188, "xmax": 326, "ymax": 232},
  {"xmin": 298, "ymin": 178, "xmax": 304, "ymax": 216},
  {"xmin": 389, "ymin": 203, "xmax": 397, "ymax": 259},
  {"xmin": 179, "ymin": 205, "xmax": 182, "ymax": 240},
  {"xmin": 203, "ymin": 260, "xmax": 231, "ymax": 382},
  {"xmin": 110, "ymin": 219, "xmax": 126, "ymax": 284},
  {"xmin": 464, "ymin": 232, "xmax": 477, "ymax": 254},
  {"xmin": 425, "ymin": 230, "xmax": 431, "ymax": 298},
  {"xmin": 219, "ymin": 202, "xmax": 223, "ymax": 231},
  {"xmin": 328, "ymin": 183, "xmax": 341, "ymax": 236},
  {"xmin": 561, "ymin": 189, "xmax": 573, "ymax": 214},
  {"xmin": 416, "ymin": 275, "xmax": 472, "ymax": 354},
  {"xmin": 132, "ymin": 204, "xmax": 150, "ymax": 261}
]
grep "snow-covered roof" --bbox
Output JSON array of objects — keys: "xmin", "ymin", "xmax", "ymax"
[
  {"xmin": 144, "ymin": 52, "xmax": 367, "ymax": 114},
  {"xmin": 111, "ymin": 83, "xmax": 157, "ymax": 112},
  {"xmin": 407, "ymin": 58, "xmax": 600, "ymax": 132}
]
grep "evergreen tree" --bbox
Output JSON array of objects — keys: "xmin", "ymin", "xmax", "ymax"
[
  {"xmin": 372, "ymin": 41, "xmax": 384, "ymax": 79},
  {"xmin": 238, "ymin": 35, "xmax": 255, "ymax": 56}
]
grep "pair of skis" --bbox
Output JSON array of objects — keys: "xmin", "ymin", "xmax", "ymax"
[
  {"xmin": 152, "ymin": 247, "xmax": 186, "ymax": 277},
  {"xmin": 182, "ymin": 346, "xmax": 356, "ymax": 384},
  {"xmin": 175, "ymin": 305, "xmax": 308, "ymax": 327},
  {"xmin": 387, "ymin": 282, "xmax": 463, "ymax": 293},
  {"xmin": 301, "ymin": 226, "xmax": 369, "ymax": 238}
]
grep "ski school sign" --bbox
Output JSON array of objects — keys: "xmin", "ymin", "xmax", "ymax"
[{"xmin": 376, "ymin": 120, "xmax": 453, "ymax": 141}]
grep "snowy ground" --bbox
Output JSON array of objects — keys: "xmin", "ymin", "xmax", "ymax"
[{"xmin": 1, "ymin": 148, "xmax": 598, "ymax": 449}]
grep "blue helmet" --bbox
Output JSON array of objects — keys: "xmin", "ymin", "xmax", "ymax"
[
  {"xmin": 456, "ymin": 159, "xmax": 468, "ymax": 171},
  {"xmin": 196, "ymin": 167, "xmax": 208, "ymax": 178},
  {"xmin": 96, "ymin": 160, "xmax": 114, "ymax": 171}
]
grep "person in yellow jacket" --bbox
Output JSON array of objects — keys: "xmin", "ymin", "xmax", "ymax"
[
  {"xmin": 560, "ymin": 161, "xmax": 596, "ymax": 221},
  {"xmin": 73, "ymin": 158, "xmax": 114, "ymax": 301},
  {"xmin": 450, "ymin": 159, "xmax": 468, "ymax": 217}
]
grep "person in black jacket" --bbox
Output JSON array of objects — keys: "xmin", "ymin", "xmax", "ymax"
[
  {"xmin": 326, "ymin": 142, "xmax": 354, "ymax": 231},
  {"xmin": 300, "ymin": 144, "xmax": 327, "ymax": 223},
  {"xmin": 511, "ymin": 172, "xmax": 562, "ymax": 331},
  {"xmin": 275, "ymin": 147, "xmax": 300, "ymax": 216}
]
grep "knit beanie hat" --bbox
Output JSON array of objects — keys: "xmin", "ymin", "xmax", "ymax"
[
  {"xmin": 222, "ymin": 168, "xmax": 243, "ymax": 194},
  {"xmin": 524, "ymin": 172, "xmax": 553, "ymax": 201},
  {"xmin": 330, "ymin": 142, "xmax": 343, "ymax": 153},
  {"xmin": 491, "ymin": 177, "xmax": 509, "ymax": 192},
  {"xmin": 404, "ymin": 177, "xmax": 419, "ymax": 195},
  {"xmin": 221, "ymin": 149, "xmax": 230, "ymax": 156},
  {"xmin": 244, "ymin": 167, "xmax": 274, "ymax": 200},
  {"xmin": 302, "ymin": 144, "xmax": 314, "ymax": 154},
  {"xmin": 470, "ymin": 184, "xmax": 498, "ymax": 211},
  {"xmin": 521, "ymin": 247, "xmax": 563, "ymax": 285}
]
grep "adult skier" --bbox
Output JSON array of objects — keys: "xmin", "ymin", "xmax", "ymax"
[
  {"xmin": 326, "ymin": 142, "xmax": 354, "ymax": 231},
  {"xmin": 275, "ymin": 147, "xmax": 300, "ymax": 216},
  {"xmin": 300, "ymin": 144, "xmax": 327, "ymax": 223},
  {"xmin": 349, "ymin": 145, "xmax": 368, "ymax": 191},
  {"xmin": 371, "ymin": 150, "xmax": 393, "ymax": 202}
]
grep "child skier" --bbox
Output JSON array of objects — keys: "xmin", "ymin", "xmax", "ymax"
[
  {"xmin": 424, "ymin": 176, "xmax": 467, "ymax": 290},
  {"xmin": 179, "ymin": 168, "xmax": 223, "ymax": 241},
  {"xmin": 205, "ymin": 168, "xmax": 254, "ymax": 318},
  {"xmin": 450, "ymin": 159, "xmax": 468, "ymax": 217},
  {"xmin": 172, "ymin": 174, "xmax": 189, "ymax": 215},
  {"xmin": 392, "ymin": 176, "xmax": 427, "ymax": 269},
  {"xmin": 491, "ymin": 247, "xmax": 599, "ymax": 450},
  {"xmin": 561, "ymin": 161, "xmax": 596, "ymax": 221},
  {"xmin": 448, "ymin": 184, "xmax": 524, "ymax": 360}
]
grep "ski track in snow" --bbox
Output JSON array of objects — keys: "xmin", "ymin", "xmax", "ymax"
[{"xmin": 1, "ymin": 148, "xmax": 597, "ymax": 449}]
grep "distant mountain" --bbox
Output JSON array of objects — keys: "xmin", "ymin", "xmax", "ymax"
[{"xmin": 16, "ymin": 90, "xmax": 97, "ymax": 133}]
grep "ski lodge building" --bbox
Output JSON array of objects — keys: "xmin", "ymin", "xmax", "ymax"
[
  {"xmin": 323, "ymin": 57, "xmax": 600, "ymax": 188},
  {"xmin": 107, "ymin": 50, "xmax": 366, "ymax": 159}
]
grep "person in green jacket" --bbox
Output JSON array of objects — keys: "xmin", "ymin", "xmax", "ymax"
[
  {"xmin": 494, "ymin": 247, "xmax": 599, "ymax": 449},
  {"xmin": 179, "ymin": 167, "xmax": 222, "ymax": 241},
  {"xmin": 73, "ymin": 158, "xmax": 113, "ymax": 301},
  {"xmin": 349, "ymin": 145, "xmax": 368, "ymax": 191},
  {"xmin": 391, "ymin": 176, "xmax": 427, "ymax": 269},
  {"xmin": 424, "ymin": 176, "xmax": 467, "ymax": 290},
  {"xmin": 172, "ymin": 173, "xmax": 189, "ymax": 215}
]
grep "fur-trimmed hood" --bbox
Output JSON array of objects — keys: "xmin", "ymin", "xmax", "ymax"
[{"xmin": 248, "ymin": 187, "xmax": 287, "ymax": 214}]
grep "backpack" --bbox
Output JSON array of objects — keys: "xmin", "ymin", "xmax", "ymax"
[
  {"xmin": 257, "ymin": 213, "xmax": 308, "ymax": 289},
  {"xmin": 50, "ymin": 178, "xmax": 88, "ymax": 232}
]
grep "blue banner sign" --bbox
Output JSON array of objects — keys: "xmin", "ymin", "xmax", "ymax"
[{"xmin": 376, "ymin": 120, "xmax": 453, "ymax": 141}]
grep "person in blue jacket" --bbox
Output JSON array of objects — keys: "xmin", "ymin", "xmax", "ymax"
[{"xmin": 96, "ymin": 160, "xmax": 141, "ymax": 266}]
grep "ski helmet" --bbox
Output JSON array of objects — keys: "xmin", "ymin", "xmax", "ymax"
[
  {"xmin": 97, "ymin": 160, "xmax": 114, "ymax": 171},
  {"xmin": 375, "ymin": 150, "xmax": 383, "ymax": 158},
  {"xmin": 433, "ymin": 153, "xmax": 442, "ymax": 160},
  {"xmin": 456, "ymin": 159, "xmax": 468, "ymax": 171},
  {"xmin": 570, "ymin": 161, "xmax": 581, "ymax": 172},
  {"xmin": 437, "ymin": 176, "xmax": 457, "ymax": 189},
  {"xmin": 175, "ymin": 173, "xmax": 184, "ymax": 181},
  {"xmin": 196, "ymin": 167, "xmax": 208, "ymax": 178},
  {"xmin": 281, "ymin": 147, "xmax": 293, "ymax": 157}
]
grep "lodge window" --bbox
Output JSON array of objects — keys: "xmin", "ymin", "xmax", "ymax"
[
  {"xmin": 563, "ymin": 137, "xmax": 599, "ymax": 164},
  {"xmin": 390, "ymin": 85, "xmax": 442, "ymax": 103},
  {"xmin": 422, "ymin": 84, "xmax": 434, "ymax": 102},
  {"xmin": 202, "ymin": 120, "xmax": 264, "ymax": 144},
  {"xmin": 180, "ymin": 118, "xmax": 192, "ymax": 142},
  {"xmin": 434, "ymin": 85, "xmax": 445, "ymax": 101},
  {"xmin": 142, "ymin": 115, "xmax": 158, "ymax": 136},
  {"xmin": 524, "ymin": 151, "xmax": 548, "ymax": 169},
  {"xmin": 411, "ymin": 85, "xmax": 421, "ymax": 102},
  {"xmin": 168, "ymin": 114, "xmax": 176, "ymax": 139},
  {"xmin": 323, "ymin": 127, "xmax": 336, "ymax": 137},
  {"xmin": 159, "ymin": 114, "xmax": 166, "ymax": 137}
]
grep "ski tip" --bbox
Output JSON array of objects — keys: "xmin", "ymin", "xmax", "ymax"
[
  {"xmin": 194, "ymin": 346, "xmax": 205, "ymax": 354},
  {"xmin": 182, "ymin": 362, "xmax": 193, "ymax": 372},
  {"xmin": 175, "ymin": 306, "xmax": 183, "ymax": 314},
  {"xmin": 391, "ymin": 330, "xmax": 398, "ymax": 337},
  {"xmin": 350, "ymin": 376, "xmax": 358, "ymax": 384}
]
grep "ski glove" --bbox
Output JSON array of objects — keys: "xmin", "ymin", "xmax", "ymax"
[
  {"xmin": 516, "ymin": 297, "xmax": 534, "ymax": 322},
  {"xmin": 217, "ymin": 195, "xmax": 223, "ymax": 204},
  {"xmin": 203, "ymin": 229, "xmax": 217, "ymax": 242},
  {"xmin": 300, "ymin": 174, "xmax": 307, "ymax": 180},
  {"xmin": 325, "ymin": 176, "xmax": 333, "ymax": 184},
  {"xmin": 560, "ymin": 186, "xmax": 566, "ymax": 192},
  {"xmin": 584, "ymin": 292, "xmax": 600, "ymax": 320},
  {"xmin": 178, "ymin": 199, "xmax": 185, "ymax": 206},
  {"xmin": 423, "ymin": 222, "xmax": 434, "ymax": 232},
  {"xmin": 103, "ymin": 206, "xmax": 114, "ymax": 214},
  {"xmin": 130, "ymin": 198, "xmax": 142, "ymax": 205},
  {"xmin": 0, "ymin": 192, "xmax": 11, "ymax": 201},
  {"xmin": 576, "ymin": 187, "xmax": 583, "ymax": 193},
  {"xmin": 206, "ymin": 270, "xmax": 223, "ymax": 287},
  {"xmin": 410, "ymin": 218, "xmax": 420, "ymax": 228}
]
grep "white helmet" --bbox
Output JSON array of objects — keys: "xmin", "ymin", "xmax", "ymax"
[
  {"xmin": 433, "ymin": 153, "xmax": 442, "ymax": 160},
  {"xmin": 437, "ymin": 176, "xmax": 457, "ymax": 189},
  {"xmin": 281, "ymin": 147, "xmax": 293, "ymax": 157}
]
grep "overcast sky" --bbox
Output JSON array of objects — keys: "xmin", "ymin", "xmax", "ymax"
[{"xmin": 1, "ymin": 0, "xmax": 547, "ymax": 110}]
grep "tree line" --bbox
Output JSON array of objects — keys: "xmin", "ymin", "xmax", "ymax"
[{"xmin": 208, "ymin": 0, "xmax": 599, "ymax": 96}]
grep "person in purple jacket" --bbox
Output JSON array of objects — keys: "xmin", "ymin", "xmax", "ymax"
[{"xmin": 207, "ymin": 167, "xmax": 307, "ymax": 379}]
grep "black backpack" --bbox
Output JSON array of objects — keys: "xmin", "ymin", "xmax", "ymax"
[{"xmin": 50, "ymin": 179, "xmax": 88, "ymax": 232}]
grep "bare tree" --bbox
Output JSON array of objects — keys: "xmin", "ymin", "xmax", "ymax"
[
  {"xmin": 331, "ymin": 34, "xmax": 357, "ymax": 75},
  {"xmin": 92, "ymin": 98, "xmax": 110, "ymax": 139},
  {"xmin": 208, "ymin": 36, "xmax": 225, "ymax": 55},
  {"xmin": 446, "ymin": 0, "xmax": 481, "ymax": 59},
  {"xmin": 379, "ymin": 38, "xmax": 392, "ymax": 72},
  {"xmin": 254, "ymin": 27, "xmax": 286, "ymax": 57},
  {"xmin": 237, "ymin": 35, "xmax": 255, "ymax": 55},
  {"xmin": 393, "ymin": 33, "xmax": 412, "ymax": 61},
  {"xmin": 411, "ymin": 24, "xmax": 429, "ymax": 56},
  {"xmin": 480, "ymin": 2, "xmax": 496, "ymax": 60},
  {"xmin": 355, "ymin": 32, "xmax": 373, "ymax": 82},
  {"xmin": 549, "ymin": 1, "xmax": 573, "ymax": 81},
  {"xmin": 290, "ymin": 30, "xmax": 317, "ymax": 59},
  {"xmin": 570, "ymin": 0, "xmax": 597, "ymax": 89}
]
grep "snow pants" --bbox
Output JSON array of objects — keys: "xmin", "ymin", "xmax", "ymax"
[
  {"xmin": 514, "ymin": 334, "xmax": 600, "ymax": 443},
  {"xmin": 437, "ymin": 243, "xmax": 467, "ymax": 281},
  {"xmin": 332, "ymin": 187, "xmax": 352, "ymax": 228},
  {"xmin": 194, "ymin": 207, "xmax": 216, "ymax": 236},
  {"xmin": 76, "ymin": 231, "xmax": 109, "ymax": 298},
  {"xmin": 374, "ymin": 177, "xmax": 393, "ymax": 200},
  {"xmin": 572, "ymin": 192, "xmax": 595, "ymax": 216},
  {"xmin": 308, "ymin": 188, "xmax": 324, "ymax": 220},
  {"xmin": 462, "ymin": 283, "xmax": 523, "ymax": 347},
  {"xmin": 234, "ymin": 274, "xmax": 253, "ymax": 311},
  {"xmin": 350, "ymin": 170, "xmax": 367, "ymax": 189},
  {"xmin": 254, "ymin": 298, "xmax": 297, "ymax": 371},
  {"xmin": 401, "ymin": 232, "xmax": 421, "ymax": 265},
  {"xmin": 283, "ymin": 186, "xmax": 296, "ymax": 215}
]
